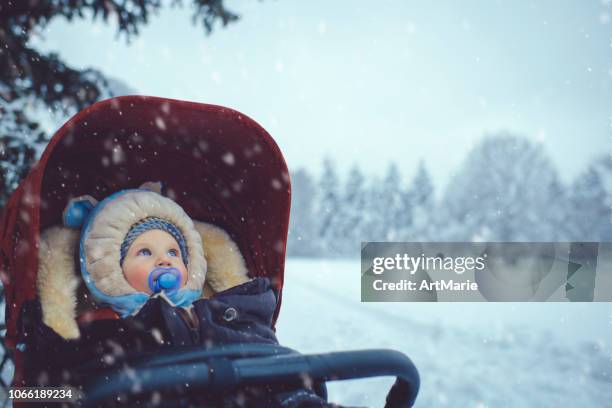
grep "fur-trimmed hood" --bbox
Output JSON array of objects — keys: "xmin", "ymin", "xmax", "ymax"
[
  {"xmin": 38, "ymin": 187, "xmax": 250, "ymax": 340},
  {"xmin": 71, "ymin": 189, "xmax": 207, "ymax": 316}
]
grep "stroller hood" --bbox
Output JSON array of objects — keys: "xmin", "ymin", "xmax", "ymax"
[{"xmin": 0, "ymin": 96, "xmax": 291, "ymax": 351}]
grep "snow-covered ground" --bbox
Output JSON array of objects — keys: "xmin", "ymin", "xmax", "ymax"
[{"xmin": 276, "ymin": 258, "xmax": 612, "ymax": 407}]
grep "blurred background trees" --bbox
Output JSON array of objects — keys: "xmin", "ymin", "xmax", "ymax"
[{"xmin": 287, "ymin": 133, "xmax": 612, "ymax": 258}]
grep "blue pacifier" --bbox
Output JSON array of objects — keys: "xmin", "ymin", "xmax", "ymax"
[{"xmin": 148, "ymin": 267, "xmax": 183, "ymax": 294}]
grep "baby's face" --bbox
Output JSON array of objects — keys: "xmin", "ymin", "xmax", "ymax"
[{"xmin": 121, "ymin": 229, "xmax": 188, "ymax": 294}]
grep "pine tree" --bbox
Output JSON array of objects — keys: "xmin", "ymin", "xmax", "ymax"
[
  {"xmin": 380, "ymin": 163, "xmax": 404, "ymax": 240},
  {"xmin": 316, "ymin": 158, "xmax": 342, "ymax": 256},
  {"xmin": 0, "ymin": 100, "xmax": 47, "ymax": 206},
  {"xmin": 408, "ymin": 160, "xmax": 435, "ymax": 241},
  {"xmin": 361, "ymin": 164, "xmax": 404, "ymax": 242},
  {"xmin": 361, "ymin": 175, "xmax": 384, "ymax": 242},
  {"xmin": 287, "ymin": 168, "xmax": 318, "ymax": 256},
  {"xmin": 336, "ymin": 165, "xmax": 367, "ymax": 256},
  {"xmin": 0, "ymin": 0, "xmax": 240, "ymax": 206}
]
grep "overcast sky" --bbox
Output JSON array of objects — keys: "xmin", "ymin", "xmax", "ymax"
[{"xmin": 34, "ymin": 0, "xmax": 612, "ymax": 189}]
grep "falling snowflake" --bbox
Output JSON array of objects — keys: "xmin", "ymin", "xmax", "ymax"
[
  {"xmin": 155, "ymin": 117, "xmax": 166, "ymax": 131},
  {"xmin": 112, "ymin": 145, "xmax": 125, "ymax": 164},
  {"xmin": 222, "ymin": 152, "xmax": 235, "ymax": 166},
  {"xmin": 271, "ymin": 178, "xmax": 283, "ymax": 190},
  {"xmin": 318, "ymin": 20, "xmax": 327, "ymax": 35}
]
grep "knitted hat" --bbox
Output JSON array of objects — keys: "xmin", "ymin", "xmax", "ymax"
[
  {"xmin": 120, "ymin": 217, "xmax": 189, "ymax": 267},
  {"xmin": 63, "ymin": 186, "xmax": 207, "ymax": 316}
]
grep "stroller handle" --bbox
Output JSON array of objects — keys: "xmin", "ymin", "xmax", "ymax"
[
  {"xmin": 233, "ymin": 348, "xmax": 420, "ymax": 408},
  {"xmin": 82, "ymin": 346, "xmax": 420, "ymax": 407}
]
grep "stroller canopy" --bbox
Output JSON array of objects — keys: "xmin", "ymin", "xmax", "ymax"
[{"xmin": 0, "ymin": 96, "xmax": 291, "ymax": 348}]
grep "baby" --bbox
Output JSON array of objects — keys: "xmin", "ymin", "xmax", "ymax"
[
  {"xmin": 27, "ymin": 182, "xmax": 293, "ymax": 407},
  {"xmin": 36, "ymin": 183, "xmax": 275, "ymax": 346},
  {"xmin": 120, "ymin": 221, "xmax": 189, "ymax": 296},
  {"xmin": 29, "ymin": 184, "xmax": 339, "ymax": 407},
  {"xmin": 60, "ymin": 184, "xmax": 209, "ymax": 320}
]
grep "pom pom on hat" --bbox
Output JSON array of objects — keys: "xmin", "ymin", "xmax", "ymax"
[{"xmin": 63, "ymin": 195, "xmax": 98, "ymax": 228}]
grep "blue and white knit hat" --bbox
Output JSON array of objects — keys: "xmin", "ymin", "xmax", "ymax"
[
  {"xmin": 120, "ymin": 217, "xmax": 189, "ymax": 267},
  {"xmin": 63, "ymin": 186, "xmax": 207, "ymax": 316}
]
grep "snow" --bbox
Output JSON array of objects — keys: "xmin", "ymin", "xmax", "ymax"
[
  {"xmin": 276, "ymin": 258, "xmax": 612, "ymax": 407},
  {"xmin": 1, "ymin": 258, "xmax": 610, "ymax": 406}
]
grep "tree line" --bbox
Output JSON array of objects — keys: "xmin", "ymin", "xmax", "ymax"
[{"xmin": 287, "ymin": 133, "xmax": 612, "ymax": 258}]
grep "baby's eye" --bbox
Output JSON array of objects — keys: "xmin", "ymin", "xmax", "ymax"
[
  {"xmin": 137, "ymin": 248, "xmax": 152, "ymax": 256},
  {"xmin": 168, "ymin": 249, "xmax": 179, "ymax": 257}
]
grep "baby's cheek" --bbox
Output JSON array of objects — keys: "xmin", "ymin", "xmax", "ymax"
[
  {"xmin": 124, "ymin": 263, "xmax": 153, "ymax": 293},
  {"xmin": 178, "ymin": 264, "xmax": 188, "ymax": 288}
]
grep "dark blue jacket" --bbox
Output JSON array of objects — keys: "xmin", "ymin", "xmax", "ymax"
[
  {"xmin": 20, "ymin": 277, "xmax": 279, "ymax": 386},
  {"xmin": 19, "ymin": 278, "xmax": 334, "ymax": 407},
  {"xmin": 132, "ymin": 276, "xmax": 279, "ymax": 348}
]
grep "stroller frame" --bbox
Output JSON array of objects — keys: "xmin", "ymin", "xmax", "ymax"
[{"xmin": 0, "ymin": 96, "xmax": 419, "ymax": 407}]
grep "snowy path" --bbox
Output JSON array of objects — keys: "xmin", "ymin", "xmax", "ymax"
[{"xmin": 276, "ymin": 259, "xmax": 612, "ymax": 407}]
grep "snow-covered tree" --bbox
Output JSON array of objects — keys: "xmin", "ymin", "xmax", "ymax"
[
  {"xmin": 408, "ymin": 160, "xmax": 435, "ymax": 241},
  {"xmin": 0, "ymin": 1, "xmax": 240, "ymax": 206},
  {"xmin": 544, "ymin": 176, "xmax": 571, "ymax": 241},
  {"xmin": 287, "ymin": 168, "xmax": 318, "ymax": 256},
  {"xmin": 0, "ymin": 100, "xmax": 46, "ymax": 207},
  {"xmin": 568, "ymin": 163, "xmax": 612, "ymax": 241},
  {"xmin": 360, "ymin": 175, "xmax": 383, "ymax": 242},
  {"xmin": 590, "ymin": 155, "xmax": 612, "ymax": 240},
  {"xmin": 0, "ymin": 78, "xmax": 138, "ymax": 207},
  {"xmin": 360, "ymin": 164, "xmax": 404, "ymax": 242},
  {"xmin": 440, "ymin": 133, "xmax": 564, "ymax": 241},
  {"xmin": 316, "ymin": 158, "xmax": 343, "ymax": 256},
  {"xmin": 335, "ymin": 165, "xmax": 368, "ymax": 256},
  {"xmin": 380, "ymin": 163, "xmax": 405, "ymax": 240}
]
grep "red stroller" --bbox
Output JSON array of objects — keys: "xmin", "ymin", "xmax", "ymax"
[{"xmin": 0, "ymin": 96, "xmax": 419, "ymax": 407}]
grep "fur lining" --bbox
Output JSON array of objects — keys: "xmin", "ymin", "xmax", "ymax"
[
  {"xmin": 84, "ymin": 191, "xmax": 207, "ymax": 296},
  {"xmin": 37, "ymin": 227, "xmax": 81, "ymax": 339},
  {"xmin": 194, "ymin": 221, "xmax": 250, "ymax": 293},
  {"xmin": 38, "ymin": 220, "xmax": 249, "ymax": 339}
]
